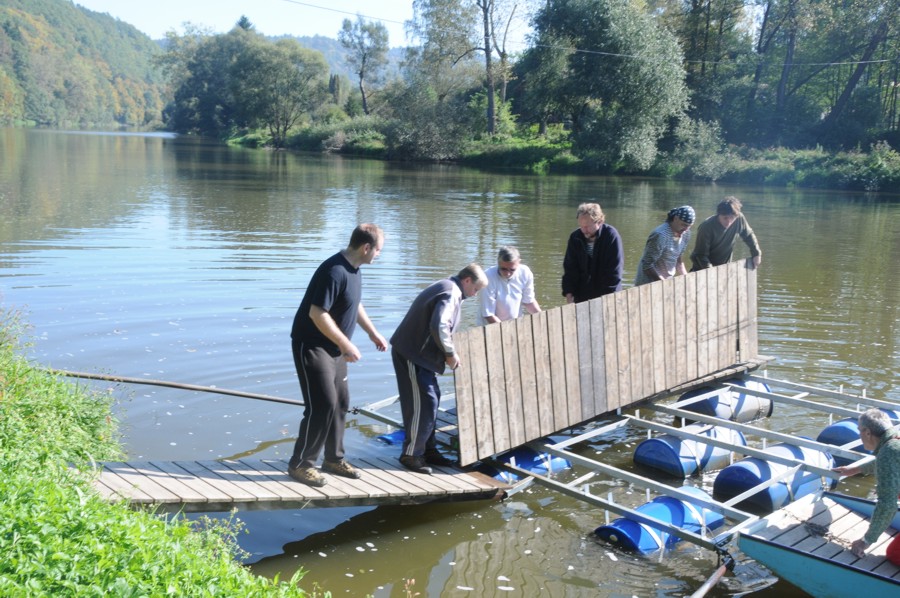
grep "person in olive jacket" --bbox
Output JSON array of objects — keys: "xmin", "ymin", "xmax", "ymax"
[{"xmin": 562, "ymin": 202, "xmax": 624, "ymax": 303}]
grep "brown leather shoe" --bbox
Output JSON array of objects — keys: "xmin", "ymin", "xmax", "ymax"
[
  {"xmin": 288, "ymin": 465, "xmax": 327, "ymax": 487},
  {"xmin": 322, "ymin": 459, "xmax": 362, "ymax": 479}
]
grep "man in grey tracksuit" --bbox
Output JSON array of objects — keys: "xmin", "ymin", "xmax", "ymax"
[{"xmin": 390, "ymin": 263, "xmax": 487, "ymax": 474}]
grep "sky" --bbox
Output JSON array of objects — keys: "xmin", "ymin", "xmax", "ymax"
[{"xmin": 73, "ymin": 0, "xmax": 415, "ymax": 46}]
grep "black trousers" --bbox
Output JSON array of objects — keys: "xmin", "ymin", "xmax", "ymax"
[
  {"xmin": 289, "ymin": 341, "xmax": 349, "ymax": 469},
  {"xmin": 392, "ymin": 348, "xmax": 440, "ymax": 458}
]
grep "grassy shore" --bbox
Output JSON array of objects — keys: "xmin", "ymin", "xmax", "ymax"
[{"xmin": 0, "ymin": 311, "xmax": 313, "ymax": 597}]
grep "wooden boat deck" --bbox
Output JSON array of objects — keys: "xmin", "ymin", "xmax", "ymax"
[
  {"xmin": 90, "ymin": 457, "xmax": 509, "ymax": 513},
  {"xmin": 743, "ymin": 494, "xmax": 900, "ymax": 580}
]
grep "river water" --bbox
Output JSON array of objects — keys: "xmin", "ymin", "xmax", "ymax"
[{"xmin": 1, "ymin": 128, "xmax": 897, "ymax": 596}]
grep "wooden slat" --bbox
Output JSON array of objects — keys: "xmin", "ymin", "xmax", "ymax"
[
  {"xmin": 532, "ymin": 311, "xmax": 556, "ymax": 436},
  {"xmin": 454, "ymin": 330, "xmax": 478, "ymax": 466},
  {"xmin": 719, "ymin": 262, "xmax": 733, "ymax": 367},
  {"xmin": 601, "ymin": 294, "xmax": 620, "ymax": 412},
  {"xmin": 614, "ymin": 291, "xmax": 632, "ymax": 407},
  {"xmin": 650, "ymin": 281, "xmax": 666, "ymax": 394},
  {"xmin": 466, "ymin": 326, "xmax": 495, "ymax": 461},
  {"xmin": 484, "ymin": 323, "xmax": 511, "ymax": 455},
  {"xmin": 575, "ymin": 300, "xmax": 594, "ymax": 418},
  {"xmin": 695, "ymin": 268, "xmax": 709, "ymax": 378},
  {"xmin": 560, "ymin": 302, "xmax": 582, "ymax": 425},
  {"xmin": 547, "ymin": 306, "xmax": 570, "ymax": 428},
  {"xmin": 517, "ymin": 316, "xmax": 541, "ymax": 444},
  {"xmin": 500, "ymin": 318, "xmax": 526, "ymax": 449},
  {"xmin": 737, "ymin": 261, "xmax": 749, "ymax": 361},
  {"xmin": 589, "ymin": 298, "xmax": 608, "ymax": 416},
  {"xmin": 706, "ymin": 266, "xmax": 720, "ymax": 372},
  {"xmin": 662, "ymin": 277, "xmax": 677, "ymax": 390},
  {"xmin": 638, "ymin": 285, "xmax": 653, "ymax": 398},
  {"xmin": 684, "ymin": 273, "xmax": 698, "ymax": 381},
  {"xmin": 746, "ymin": 262, "xmax": 759, "ymax": 358},
  {"xmin": 627, "ymin": 287, "xmax": 644, "ymax": 404}
]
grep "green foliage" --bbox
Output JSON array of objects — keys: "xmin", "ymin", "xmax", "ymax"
[
  {"xmin": 0, "ymin": 0, "xmax": 165, "ymax": 127},
  {"xmin": 663, "ymin": 118, "xmax": 734, "ymax": 181},
  {"xmin": 529, "ymin": 0, "xmax": 689, "ymax": 170},
  {"xmin": 0, "ymin": 312, "xmax": 312, "ymax": 597},
  {"xmin": 287, "ymin": 115, "xmax": 388, "ymax": 156}
]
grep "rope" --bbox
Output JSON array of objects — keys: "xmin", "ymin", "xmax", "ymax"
[{"xmin": 45, "ymin": 369, "xmax": 304, "ymax": 407}]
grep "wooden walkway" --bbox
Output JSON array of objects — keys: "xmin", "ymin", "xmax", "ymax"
[{"xmin": 91, "ymin": 457, "xmax": 509, "ymax": 513}]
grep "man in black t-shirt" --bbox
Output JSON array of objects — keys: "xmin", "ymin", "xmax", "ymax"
[{"xmin": 287, "ymin": 224, "xmax": 387, "ymax": 487}]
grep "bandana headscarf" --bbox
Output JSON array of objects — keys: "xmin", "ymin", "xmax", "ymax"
[{"xmin": 668, "ymin": 205, "xmax": 695, "ymax": 224}]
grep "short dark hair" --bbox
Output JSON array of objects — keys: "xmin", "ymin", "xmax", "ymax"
[
  {"xmin": 349, "ymin": 223, "xmax": 383, "ymax": 249},
  {"xmin": 716, "ymin": 197, "xmax": 743, "ymax": 216}
]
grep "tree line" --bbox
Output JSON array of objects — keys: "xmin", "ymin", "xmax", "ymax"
[{"xmin": 3, "ymin": 0, "xmax": 900, "ymax": 183}]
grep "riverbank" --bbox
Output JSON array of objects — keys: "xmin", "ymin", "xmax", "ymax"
[
  {"xmin": 0, "ymin": 311, "xmax": 310, "ymax": 597},
  {"xmin": 261, "ymin": 118, "xmax": 900, "ymax": 194}
]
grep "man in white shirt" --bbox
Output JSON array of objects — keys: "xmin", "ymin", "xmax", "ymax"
[{"xmin": 479, "ymin": 246, "xmax": 541, "ymax": 325}]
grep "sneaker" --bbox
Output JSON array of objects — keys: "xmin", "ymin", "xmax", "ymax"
[
  {"xmin": 288, "ymin": 465, "xmax": 327, "ymax": 487},
  {"xmin": 322, "ymin": 459, "xmax": 362, "ymax": 479},
  {"xmin": 424, "ymin": 449, "xmax": 455, "ymax": 467},
  {"xmin": 399, "ymin": 455, "xmax": 433, "ymax": 475}
]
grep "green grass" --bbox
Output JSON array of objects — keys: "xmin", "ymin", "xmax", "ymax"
[{"xmin": 0, "ymin": 310, "xmax": 316, "ymax": 597}]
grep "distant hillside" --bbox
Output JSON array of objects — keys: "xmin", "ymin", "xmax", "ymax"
[{"xmin": 0, "ymin": 0, "xmax": 167, "ymax": 127}]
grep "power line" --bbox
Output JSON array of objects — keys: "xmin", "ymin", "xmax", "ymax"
[{"xmin": 279, "ymin": 0, "xmax": 407, "ymax": 28}]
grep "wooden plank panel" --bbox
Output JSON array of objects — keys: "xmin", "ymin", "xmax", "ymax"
[
  {"xmin": 547, "ymin": 306, "xmax": 570, "ymax": 428},
  {"xmin": 517, "ymin": 316, "xmax": 540, "ymax": 444},
  {"xmin": 453, "ymin": 330, "xmax": 478, "ymax": 466},
  {"xmin": 575, "ymin": 300, "xmax": 594, "ymax": 418},
  {"xmin": 737, "ymin": 261, "xmax": 749, "ymax": 362},
  {"xmin": 560, "ymin": 302, "xmax": 582, "ymax": 425},
  {"xmin": 746, "ymin": 262, "xmax": 759, "ymax": 359},
  {"xmin": 500, "ymin": 319, "xmax": 526, "ymax": 449},
  {"xmin": 532, "ymin": 311, "xmax": 556, "ymax": 435},
  {"xmin": 466, "ymin": 326, "xmax": 495, "ymax": 461},
  {"xmin": 672, "ymin": 275, "xmax": 688, "ymax": 385},
  {"xmin": 662, "ymin": 278, "xmax": 677, "ymax": 390},
  {"xmin": 174, "ymin": 460, "xmax": 267, "ymax": 501},
  {"xmin": 484, "ymin": 323, "xmax": 511, "ymax": 455},
  {"xmin": 589, "ymin": 298, "xmax": 607, "ymax": 416},
  {"xmin": 629, "ymin": 287, "xmax": 646, "ymax": 404},
  {"xmin": 614, "ymin": 290, "xmax": 632, "ymax": 408},
  {"xmin": 695, "ymin": 268, "xmax": 709, "ymax": 379},
  {"xmin": 638, "ymin": 285, "xmax": 653, "ymax": 399},
  {"xmin": 719, "ymin": 263, "xmax": 734, "ymax": 367},
  {"xmin": 102, "ymin": 462, "xmax": 181, "ymax": 503},
  {"xmin": 706, "ymin": 266, "xmax": 720, "ymax": 374},
  {"xmin": 601, "ymin": 294, "xmax": 620, "ymax": 412},
  {"xmin": 684, "ymin": 273, "xmax": 698, "ymax": 381},
  {"xmin": 645, "ymin": 279, "xmax": 675, "ymax": 394}
]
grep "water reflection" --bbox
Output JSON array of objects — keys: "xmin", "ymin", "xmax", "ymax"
[{"xmin": 1, "ymin": 128, "xmax": 898, "ymax": 596}]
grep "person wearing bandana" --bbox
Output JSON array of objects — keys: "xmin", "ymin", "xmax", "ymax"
[{"xmin": 634, "ymin": 206, "xmax": 695, "ymax": 286}]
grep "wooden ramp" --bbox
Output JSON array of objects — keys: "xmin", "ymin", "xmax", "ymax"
[{"xmin": 90, "ymin": 458, "xmax": 509, "ymax": 513}]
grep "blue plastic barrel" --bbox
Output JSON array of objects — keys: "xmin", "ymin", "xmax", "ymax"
[
  {"xmin": 633, "ymin": 424, "xmax": 747, "ymax": 477},
  {"xmin": 712, "ymin": 443, "xmax": 835, "ymax": 512},
  {"xmin": 678, "ymin": 378, "xmax": 773, "ymax": 423},
  {"xmin": 594, "ymin": 486, "xmax": 724, "ymax": 554},
  {"xmin": 816, "ymin": 418, "xmax": 862, "ymax": 466},
  {"xmin": 477, "ymin": 446, "xmax": 571, "ymax": 482},
  {"xmin": 816, "ymin": 409, "xmax": 900, "ymax": 466}
]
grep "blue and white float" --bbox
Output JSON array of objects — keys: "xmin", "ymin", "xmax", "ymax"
[
  {"xmin": 676, "ymin": 378, "xmax": 773, "ymax": 423},
  {"xmin": 594, "ymin": 486, "xmax": 724, "ymax": 554},
  {"xmin": 633, "ymin": 423, "xmax": 747, "ymax": 477},
  {"xmin": 816, "ymin": 409, "xmax": 900, "ymax": 466},
  {"xmin": 713, "ymin": 443, "xmax": 835, "ymax": 512}
]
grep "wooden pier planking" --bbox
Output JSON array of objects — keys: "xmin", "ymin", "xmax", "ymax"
[
  {"xmin": 453, "ymin": 261, "xmax": 762, "ymax": 465},
  {"xmin": 90, "ymin": 458, "xmax": 508, "ymax": 513},
  {"xmin": 749, "ymin": 495, "xmax": 900, "ymax": 579}
]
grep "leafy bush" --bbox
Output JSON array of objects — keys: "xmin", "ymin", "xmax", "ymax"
[{"xmin": 0, "ymin": 311, "xmax": 312, "ymax": 597}]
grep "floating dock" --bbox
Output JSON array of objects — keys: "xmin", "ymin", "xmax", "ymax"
[{"xmin": 91, "ymin": 457, "xmax": 508, "ymax": 513}]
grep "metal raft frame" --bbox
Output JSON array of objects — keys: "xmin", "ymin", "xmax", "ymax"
[{"xmin": 357, "ymin": 371, "xmax": 898, "ymax": 555}]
